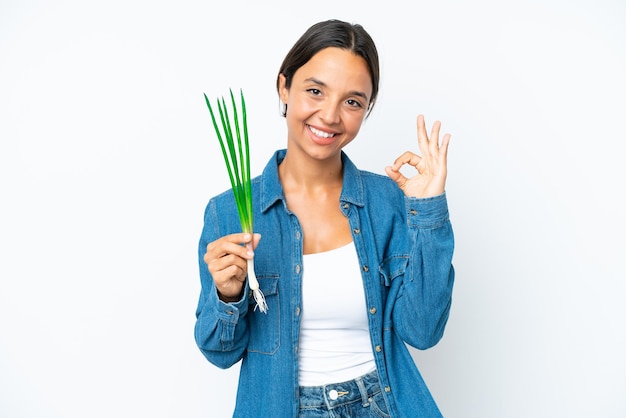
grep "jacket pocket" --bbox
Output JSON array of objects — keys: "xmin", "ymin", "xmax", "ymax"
[
  {"xmin": 378, "ymin": 255, "xmax": 408, "ymax": 287},
  {"xmin": 246, "ymin": 275, "xmax": 280, "ymax": 355}
]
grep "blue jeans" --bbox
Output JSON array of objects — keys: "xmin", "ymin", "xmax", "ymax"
[{"xmin": 298, "ymin": 370, "xmax": 391, "ymax": 418}]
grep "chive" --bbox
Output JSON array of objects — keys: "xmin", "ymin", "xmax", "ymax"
[{"xmin": 204, "ymin": 89, "xmax": 267, "ymax": 313}]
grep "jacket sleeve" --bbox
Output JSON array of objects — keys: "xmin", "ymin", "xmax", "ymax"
[
  {"xmin": 194, "ymin": 197, "xmax": 250, "ymax": 369},
  {"xmin": 393, "ymin": 192, "xmax": 455, "ymax": 350}
]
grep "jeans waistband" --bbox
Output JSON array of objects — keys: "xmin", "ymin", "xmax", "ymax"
[{"xmin": 298, "ymin": 369, "xmax": 381, "ymax": 410}]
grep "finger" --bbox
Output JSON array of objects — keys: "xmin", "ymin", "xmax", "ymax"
[
  {"xmin": 390, "ymin": 151, "xmax": 421, "ymax": 171},
  {"xmin": 206, "ymin": 240, "xmax": 242, "ymax": 260},
  {"xmin": 251, "ymin": 233, "xmax": 262, "ymax": 251},
  {"xmin": 207, "ymin": 253, "xmax": 249, "ymax": 286},
  {"xmin": 439, "ymin": 133, "xmax": 451, "ymax": 162},
  {"xmin": 212, "ymin": 263, "xmax": 246, "ymax": 298},
  {"xmin": 384, "ymin": 165, "xmax": 408, "ymax": 189},
  {"xmin": 207, "ymin": 235, "xmax": 255, "ymax": 261},
  {"xmin": 233, "ymin": 232, "xmax": 255, "ymax": 245},
  {"xmin": 212, "ymin": 254, "xmax": 247, "ymax": 275},
  {"xmin": 429, "ymin": 120, "xmax": 442, "ymax": 154},
  {"xmin": 205, "ymin": 249, "xmax": 244, "ymax": 269},
  {"xmin": 416, "ymin": 114, "xmax": 430, "ymax": 155}
]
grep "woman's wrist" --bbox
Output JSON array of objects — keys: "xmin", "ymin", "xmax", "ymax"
[{"xmin": 217, "ymin": 287, "xmax": 245, "ymax": 303}]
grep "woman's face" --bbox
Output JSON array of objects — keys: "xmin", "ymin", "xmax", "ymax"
[{"xmin": 278, "ymin": 47, "xmax": 373, "ymax": 162}]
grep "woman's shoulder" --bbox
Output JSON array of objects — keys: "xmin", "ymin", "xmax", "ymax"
[
  {"xmin": 207, "ymin": 173, "xmax": 262, "ymax": 202},
  {"xmin": 206, "ymin": 187, "xmax": 236, "ymax": 206},
  {"xmin": 358, "ymin": 169, "xmax": 402, "ymax": 196},
  {"xmin": 358, "ymin": 168, "xmax": 392, "ymax": 182}
]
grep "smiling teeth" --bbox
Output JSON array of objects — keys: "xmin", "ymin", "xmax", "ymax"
[{"xmin": 309, "ymin": 126, "xmax": 335, "ymax": 138}]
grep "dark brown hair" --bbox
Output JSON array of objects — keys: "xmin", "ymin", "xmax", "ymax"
[{"xmin": 276, "ymin": 19, "xmax": 380, "ymax": 117}]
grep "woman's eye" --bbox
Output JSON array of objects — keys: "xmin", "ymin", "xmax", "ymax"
[
  {"xmin": 307, "ymin": 88, "xmax": 322, "ymax": 96},
  {"xmin": 347, "ymin": 99, "xmax": 363, "ymax": 108}
]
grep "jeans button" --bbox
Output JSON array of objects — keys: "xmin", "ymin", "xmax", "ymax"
[{"xmin": 329, "ymin": 389, "xmax": 338, "ymax": 400}]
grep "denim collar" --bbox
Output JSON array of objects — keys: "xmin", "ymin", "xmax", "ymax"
[{"xmin": 259, "ymin": 149, "xmax": 365, "ymax": 214}]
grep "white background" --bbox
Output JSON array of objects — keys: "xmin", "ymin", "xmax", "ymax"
[{"xmin": 1, "ymin": 0, "xmax": 625, "ymax": 417}]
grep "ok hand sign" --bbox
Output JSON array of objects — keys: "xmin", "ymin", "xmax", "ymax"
[{"xmin": 385, "ymin": 114, "xmax": 451, "ymax": 198}]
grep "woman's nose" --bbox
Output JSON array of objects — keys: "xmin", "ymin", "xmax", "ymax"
[{"xmin": 318, "ymin": 99, "xmax": 340, "ymax": 124}]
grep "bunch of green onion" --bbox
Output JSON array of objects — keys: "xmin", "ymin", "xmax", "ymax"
[{"xmin": 203, "ymin": 89, "xmax": 267, "ymax": 313}]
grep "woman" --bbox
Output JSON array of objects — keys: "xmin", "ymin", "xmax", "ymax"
[{"xmin": 195, "ymin": 19, "xmax": 455, "ymax": 417}]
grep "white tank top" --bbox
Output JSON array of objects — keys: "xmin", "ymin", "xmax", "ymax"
[{"xmin": 298, "ymin": 241, "xmax": 376, "ymax": 386}]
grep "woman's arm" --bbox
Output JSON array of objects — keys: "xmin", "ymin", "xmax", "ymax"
[
  {"xmin": 393, "ymin": 193, "xmax": 455, "ymax": 350},
  {"xmin": 194, "ymin": 198, "xmax": 252, "ymax": 368}
]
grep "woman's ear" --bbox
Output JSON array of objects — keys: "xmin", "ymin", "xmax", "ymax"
[{"xmin": 278, "ymin": 73, "xmax": 288, "ymax": 104}]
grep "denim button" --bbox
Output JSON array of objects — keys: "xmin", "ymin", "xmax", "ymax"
[{"xmin": 329, "ymin": 389, "xmax": 338, "ymax": 400}]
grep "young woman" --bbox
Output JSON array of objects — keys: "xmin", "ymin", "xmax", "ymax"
[{"xmin": 195, "ymin": 19, "xmax": 455, "ymax": 417}]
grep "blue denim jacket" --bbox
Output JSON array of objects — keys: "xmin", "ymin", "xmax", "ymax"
[{"xmin": 195, "ymin": 149, "xmax": 455, "ymax": 417}]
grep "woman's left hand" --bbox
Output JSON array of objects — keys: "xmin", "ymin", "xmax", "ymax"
[{"xmin": 385, "ymin": 114, "xmax": 451, "ymax": 198}]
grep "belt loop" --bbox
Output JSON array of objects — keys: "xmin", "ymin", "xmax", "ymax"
[
  {"xmin": 322, "ymin": 384, "xmax": 332, "ymax": 410},
  {"xmin": 355, "ymin": 376, "xmax": 370, "ymax": 407}
]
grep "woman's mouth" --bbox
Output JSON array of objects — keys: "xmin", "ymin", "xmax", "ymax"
[
  {"xmin": 308, "ymin": 125, "xmax": 337, "ymax": 143},
  {"xmin": 309, "ymin": 125, "xmax": 335, "ymax": 138}
]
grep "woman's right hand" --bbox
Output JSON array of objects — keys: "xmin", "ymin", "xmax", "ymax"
[{"xmin": 204, "ymin": 232, "xmax": 261, "ymax": 302}]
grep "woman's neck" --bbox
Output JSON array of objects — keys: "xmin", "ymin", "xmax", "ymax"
[
  {"xmin": 277, "ymin": 149, "xmax": 351, "ymax": 254},
  {"xmin": 278, "ymin": 150, "xmax": 343, "ymax": 193}
]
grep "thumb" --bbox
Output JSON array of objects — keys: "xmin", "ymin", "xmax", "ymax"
[
  {"xmin": 252, "ymin": 233, "xmax": 262, "ymax": 250},
  {"xmin": 385, "ymin": 165, "xmax": 406, "ymax": 188}
]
